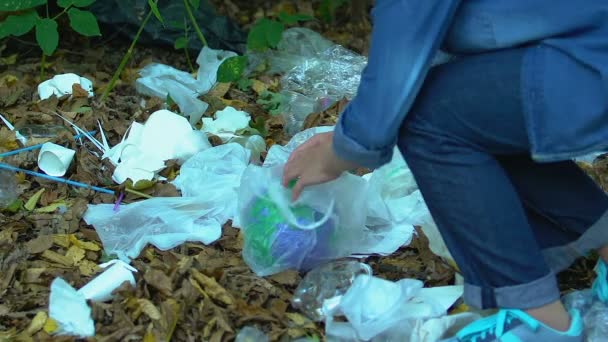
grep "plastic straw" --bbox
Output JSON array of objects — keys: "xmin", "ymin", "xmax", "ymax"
[
  {"xmin": 0, "ymin": 130, "xmax": 97, "ymax": 158},
  {"xmin": 0, "ymin": 162, "xmax": 115, "ymax": 195}
]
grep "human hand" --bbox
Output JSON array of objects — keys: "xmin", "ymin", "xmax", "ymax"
[{"xmin": 282, "ymin": 132, "xmax": 358, "ymax": 201}]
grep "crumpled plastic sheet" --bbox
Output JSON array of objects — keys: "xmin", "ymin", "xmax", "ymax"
[
  {"xmin": 324, "ymin": 274, "xmax": 465, "ymax": 341},
  {"xmin": 563, "ymin": 288, "xmax": 608, "ymax": 341},
  {"xmin": 135, "ymin": 46, "xmax": 236, "ymax": 125},
  {"xmin": 173, "ymin": 143, "xmax": 251, "ymax": 225},
  {"xmin": 250, "ymin": 28, "xmax": 454, "ymax": 135},
  {"xmin": 49, "ymin": 278, "xmax": 95, "ymax": 338},
  {"xmin": 85, "ymin": 143, "xmax": 251, "ymax": 261},
  {"xmin": 83, "ymin": 196, "xmax": 228, "ymax": 262}
]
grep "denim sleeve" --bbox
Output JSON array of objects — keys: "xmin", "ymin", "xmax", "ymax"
[{"xmin": 333, "ymin": 0, "xmax": 461, "ymax": 169}]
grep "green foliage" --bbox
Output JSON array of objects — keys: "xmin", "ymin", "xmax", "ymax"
[
  {"xmin": 0, "ymin": 0, "xmax": 100, "ymax": 58},
  {"xmin": 188, "ymin": 0, "xmax": 200, "ymax": 11},
  {"xmin": 0, "ymin": 0, "xmax": 46, "ymax": 11},
  {"xmin": 67, "ymin": 8, "xmax": 100, "ymax": 36},
  {"xmin": 236, "ymin": 77, "xmax": 252, "ymax": 91},
  {"xmin": 217, "ymin": 55, "xmax": 248, "ymax": 83},
  {"xmin": 247, "ymin": 18, "xmax": 284, "ymax": 52},
  {"xmin": 35, "ymin": 18, "xmax": 58, "ymax": 56},
  {"xmin": 278, "ymin": 12, "xmax": 314, "ymax": 25},
  {"xmin": 174, "ymin": 36, "xmax": 187, "ymax": 49},
  {"xmin": 257, "ymin": 90, "xmax": 284, "ymax": 116},
  {"xmin": 0, "ymin": 10, "xmax": 38, "ymax": 38},
  {"xmin": 147, "ymin": 0, "xmax": 164, "ymax": 25},
  {"xmin": 319, "ymin": 0, "xmax": 350, "ymax": 23}
]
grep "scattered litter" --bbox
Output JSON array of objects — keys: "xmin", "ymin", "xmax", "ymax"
[
  {"xmin": 575, "ymin": 151, "xmax": 607, "ymax": 164},
  {"xmin": 103, "ymin": 109, "xmax": 211, "ymax": 184},
  {"xmin": 0, "ymin": 113, "xmax": 27, "ymax": 145},
  {"xmin": 563, "ymin": 287, "xmax": 608, "ymax": 341},
  {"xmin": 0, "ymin": 162, "xmax": 114, "ymax": 195},
  {"xmin": 239, "ymin": 163, "xmax": 370, "ymax": 276},
  {"xmin": 48, "ymin": 260, "xmax": 137, "ymax": 337},
  {"xmin": 235, "ymin": 326, "xmax": 269, "ymax": 342},
  {"xmin": 293, "ymin": 260, "xmax": 465, "ymax": 341},
  {"xmin": 173, "ymin": 143, "xmax": 251, "ymax": 223},
  {"xmin": 202, "ymin": 106, "xmax": 251, "ymax": 142},
  {"xmin": 0, "ymin": 170, "xmax": 18, "ymax": 208},
  {"xmin": 37, "ymin": 73, "xmax": 94, "ymax": 100},
  {"xmin": 83, "ymin": 195, "xmax": 228, "ymax": 261},
  {"xmin": 292, "ymin": 260, "xmax": 373, "ymax": 322},
  {"xmin": 48, "ymin": 278, "xmax": 95, "ymax": 338},
  {"xmin": 135, "ymin": 46, "xmax": 236, "ymax": 125},
  {"xmin": 230, "ymin": 134, "xmax": 267, "ymax": 164},
  {"xmin": 77, "ymin": 260, "xmax": 137, "ymax": 302},
  {"xmin": 37, "ymin": 142, "xmax": 76, "ymax": 177}
]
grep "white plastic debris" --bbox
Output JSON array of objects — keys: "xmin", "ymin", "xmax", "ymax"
[
  {"xmin": 0, "ymin": 113, "xmax": 27, "ymax": 145},
  {"xmin": 38, "ymin": 73, "xmax": 94, "ymax": 100},
  {"xmin": 37, "ymin": 142, "xmax": 76, "ymax": 177},
  {"xmin": 49, "ymin": 278, "xmax": 95, "ymax": 338},
  {"xmin": 325, "ymin": 274, "xmax": 464, "ymax": 341},
  {"xmin": 235, "ymin": 326, "xmax": 269, "ymax": 342},
  {"xmin": 202, "ymin": 106, "xmax": 251, "ymax": 142},
  {"xmin": 102, "ymin": 110, "xmax": 211, "ymax": 184},
  {"xmin": 77, "ymin": 260, "xmax": 137, "ymax": 302},
  {"xmin": 172, "ymin": 143, "xmax": 251, "ymax": 224},
  {"xmin": 83, "ymin": 195, "xmax": 228, "ymax": 261},
  {"xmin": 135, "ymin": 46, "xmax": 236, "ymax": 125}
]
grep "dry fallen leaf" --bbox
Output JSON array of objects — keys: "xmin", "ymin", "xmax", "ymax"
[
  {"xmin": 25, "ymin": 235, "xmax": 54, "ymax": 254},
  {"xmin": 191, "ymin": 269, "xmax": 234, "ymax": 306}
]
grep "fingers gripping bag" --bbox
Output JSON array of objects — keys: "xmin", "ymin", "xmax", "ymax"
[{"xmin": 238, "ymin": 164, "xmax": 369, "ymax": 276}]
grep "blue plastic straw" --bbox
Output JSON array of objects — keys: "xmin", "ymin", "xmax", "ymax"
[
  {"xmin": 0, "ymin": 162, "xmax": 115, "ymax": 195},
  {"xmin": 0, "ymin": 130, "xmax": 98, "ymax": 158}
]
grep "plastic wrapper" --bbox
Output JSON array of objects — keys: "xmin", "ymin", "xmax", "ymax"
[
  {"xmin": 235, "ymin": 326, "xmax": 269, "ymax": 342},
  {"xmin": 83, "ymin": 196, "xmax": 228, "ymax": 261},
  {"xmin": 292, "ymin": 260, "xmax": 373, "ymax": 322},
  {"xmin": 238, "ymin": 163, "xmax": 369, "ymax": 276},
  {"xmin": 563, "ymin": 288, "xmax": 608, "ymax": 341}
]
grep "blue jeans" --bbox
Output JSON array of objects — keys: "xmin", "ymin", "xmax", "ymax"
[{"xmin": 398, "ymin": 46, "xmax": 608, "ymax": 310}]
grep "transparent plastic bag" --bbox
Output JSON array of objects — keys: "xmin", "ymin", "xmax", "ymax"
[
  {"xmin": 83, "ymin": 196, "xmax": 227, "ymax": 261},
  {"xmin": 238, "ymin": 164, "xmax": 369, "ymax": 276},
  {"xmin": 584, "ymin": 301, "xmax": 608, "ymax": 342},
  {"xmin": 235, "ymin": 326, "xmax": 268, "ymax": 342}
]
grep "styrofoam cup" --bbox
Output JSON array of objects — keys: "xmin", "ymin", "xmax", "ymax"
[
  {"xmin": 77, "ymin": 260, "xmax": 137, "ymax": 302},
  {"xmin": 38, "ymin": 142, "xmax": 76, "ymax": 177}
]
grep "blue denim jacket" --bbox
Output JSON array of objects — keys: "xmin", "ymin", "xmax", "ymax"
[{"xmin": 333, "ymin": 0, "xmax": 608, "ymax": 168}]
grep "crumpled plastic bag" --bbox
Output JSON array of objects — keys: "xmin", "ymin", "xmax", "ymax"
[
  {"xmin": 173, "ymin": 143, "xmax": 251, "ymax": 225},
  {"xmin": 325, "ymin": 274, "xmax": 464, "ymax": 341},
  {"xmin": 83, "ymin": 196, "xmax": 227, "ymax": 261},
  {"xmin": 562, "ymin": 288, "xmax": 608, "ymax": 341},
  {"xmin": 238, "ymin": 163, "xmax": 370, "ymax": 276},
  {"xmin": 135, "ymin": 47, "xmax": 236, "ymax": 125}
]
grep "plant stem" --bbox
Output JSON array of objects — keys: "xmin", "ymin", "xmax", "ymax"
[
  {"xmin": 183, "ymin": 0, "xmax": 207, "ymax": 46},
  {"xmin": 184, "ymin": 46, "xmax": 195, "ymax": 73},
  {"xmin": 100, "ymin": 9, "xmax": 154, "ymax": 102},
  {"xmin": 52, "ymin": 6, "xmax": 69, "ymax": 20},
  {"xmin": 40, "ymin": 53, "xmax": 46, "ymax": 80}
]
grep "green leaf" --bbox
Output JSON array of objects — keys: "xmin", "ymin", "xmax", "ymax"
[
  {"xmin": 189, "ymin": 0, "xmax": 200, "ymax": 10},
  {"xmin": 35, "ymin": 18, "xmax": 58, "ymax": 56},
  {"xmin": 0, "ymin": 0, "xmax": 46, "ymax": 11},
  {"xmin": 319, "ymin": 0, "xmax": 349, "ymax": 23},
  {"xmin": 236, "ymin": 77, "xmax": 252, "ymax": 91},
  {"xmin": 147, "ymin": 0, "xmax": 164, "ymax": 25},
  {"xmin": 57, "ymin": 0, "xmax": 73, "ymax": 8},
  {"xmin": 250, "ymin": 116, "xmax": 267, "ymax": 137},
  {"xmin": 168, "ymin": 20, "xmax": 185, "ymax": 29},
  {"xmin": 72, "ymin": 0, "xmax": 96, "ymax": 7},
  {"xmin": 278, "ymin": 12, "xmax": 314, "ymax": 25},
  {"xmin": 247, "ymin": 18, "xmax": 284, "ymax": 52},
  {"xmin": 67, "ymin": 8, "xmax": 100, "ymax": 36},
  {"xmin": 174, "ymin": 37, "xmax": 187, "ymax": 49},
  {"xmin": 166, "ymin": 94, "xmax": 176, "ymax": 107},
  {"xmin": 0, "ymin": 10, "xmax": 38, "ymax": 39},
  {"xmin": 217, "ymin": 55, "xmax": 247, "ymax": 83},
  {"xmin": 58, "ymin": 0, "xmax": 96, "ymax": 8}
]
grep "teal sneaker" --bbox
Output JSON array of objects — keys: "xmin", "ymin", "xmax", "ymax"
[
  {"xmin": 592, "ymin": 258, "xmax": 608, "ymax": 303},
  {"xmin": 439, "ymin": 309, "xmax": 583, "ymax": 342}
]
